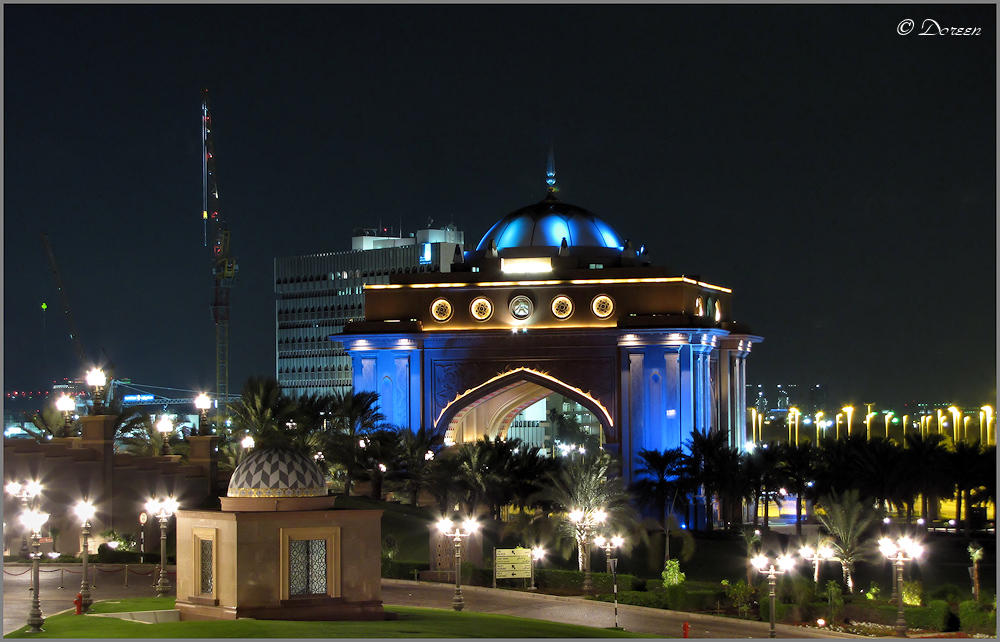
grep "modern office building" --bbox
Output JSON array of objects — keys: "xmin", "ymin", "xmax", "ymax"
[{"xmin": 274, "ymin": 225, "xmax": 464, "ymax": 397}]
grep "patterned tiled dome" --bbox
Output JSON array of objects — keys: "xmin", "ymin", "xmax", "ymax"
[{"xmin": 227, "ymin": 447, "xmax": 327, "ymax": 498}]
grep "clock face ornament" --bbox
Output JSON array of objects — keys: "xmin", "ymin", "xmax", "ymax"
[{"xmin": 509, "ymin": 295, "xmax": 534, "ymax": 320}]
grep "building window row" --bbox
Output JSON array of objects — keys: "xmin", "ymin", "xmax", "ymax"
[{"xmin": 429, "ymin": 294, "xmax": 615, "ymax": 323}]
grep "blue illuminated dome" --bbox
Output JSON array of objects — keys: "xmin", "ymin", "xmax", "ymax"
[{"xmin": 475, "ymin": 193, "xmax": 625, "ymax": 253}]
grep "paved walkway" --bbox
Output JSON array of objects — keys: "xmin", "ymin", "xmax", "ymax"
[{"xmin": 4, "ymin": 564, "xmax": 860, "ymax": 638}]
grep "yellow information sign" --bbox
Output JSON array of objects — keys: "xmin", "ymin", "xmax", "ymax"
[{"xmin": 494, "ymin": 548, "xmax": 532, "ymax": 579}]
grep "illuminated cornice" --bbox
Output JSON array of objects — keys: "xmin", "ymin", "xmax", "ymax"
[{"xmin": 367, "ymin": 275, "xmax": 731, "ymax": 293}]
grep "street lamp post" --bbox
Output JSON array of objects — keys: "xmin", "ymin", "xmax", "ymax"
[
  {"xmin": 145, "ymin": 498, "xmax": 179, "ymax": 597},
  {"xmin": 842, "ymin": 407, "xmax": 854, "ymax": 438},
  {"xmin": 568, "ymin": 508, "xmax": 607, "ymax": 592},
  {"xmin": 982, "ymin": 406, "xmax": 994, "ymax": 446},
  {"xmin": 798, "ymin": 543, "xmax": 835, "ymax": 584},
  {"xmin": 156, "ymin": 415, "xmax": 174, "ymax": 456},
  {"xmin": 74, "ymin": 501, "xmax": 96, "ymax": 612},
  {"xmin": 85, "ymin": 368, "xmax": 107, "ymax": 415},
  {"xmin": 835, "ymin": 413, "xmax": 843, "ymax": 440},
  {"xmin": 814, "ymin": 412, "xmax": 824, "ymax": 443},
  {"xmin": 21, "ymin": 509, "xmax": 50, "ymax": 633},
  {"xmin": 194, "ymin": 393, "xmax": 211, "ymax": 437},
  {"xmin": 751, "ymin": 554, "xmax": 795, "ymax": 639},
  {"xmin": 948, "ymin": 407, "xmax": 961, "ymax": 443},
  {"xmin": 884, "ymin": 412, "xmax": 894, "ymax": 439},
  {"xmin": 879, "ymin": 536, "xmax": 924, "ymax": 637},
  {"xmin": 436, "ymin": 517, "xmax": 479, "ymax": 611},
  {"xmin": 594, "ymin": 534, "xmax": 625, "ymax": 629}
]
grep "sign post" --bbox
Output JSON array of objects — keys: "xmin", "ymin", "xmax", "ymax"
[
  {"xmin": 139, "ymin": 512, "xmax": 146, "ymax": 564},
  {"xmin": 494, "ymin": 547, "xmax": 532, "ymax": 588}
]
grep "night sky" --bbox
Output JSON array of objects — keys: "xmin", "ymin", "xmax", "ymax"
[{"xmin": 4, "ymin": 5, "xmax": 996, "ymax": 409}]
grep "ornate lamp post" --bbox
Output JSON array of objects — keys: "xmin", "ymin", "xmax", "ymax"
[
  {"xmin": 594, "ymin": 534, "xmax": 625, "ymax": 629},
  {"xmin": 156, "ymin": 415, "xmax": 174, "ymax": 456},
  {"xmin": 879, "ymin": 536, "xmax": 923, "ymax": 637},
  {"xmin": 73, "ymin": 501, "xmax": 96, "ymax": 612},
  {"xmin": 145, "ymin": 498, "xmax": 179, "ymax": 597},
  {"xmin": 751, "ymin": 553, "xmax": 795, "ymax": 638},
  {"xmin": 436, "ymin": 517, "xmax": 479, "ymax": 611},
  {"xmin": 55, "ymin": 394, "xmax": 76, "ymax": 434},
  {"xmin": 568, "ymin": 507, "xmax": 607, "ymax": 592},
  {"xmin": 798, "ymin": 543, "xmax": 835, "ymax": 584},
  {"xmin": 193, "ymin": 393, "xmax": 211, "ymax": 437},
  {"xmin": 21, "ymin": 508, "xmax": 49, "ymax": 632},
  {"xmin": 7, "ymin": 481, "xmax": 42, "ymax": 557},
  {"xmin": 85, "ymin": 368, "xmax": 107, "ymax": 415}
]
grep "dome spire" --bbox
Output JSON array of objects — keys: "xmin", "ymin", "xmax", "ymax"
[{"xmin": 546, "ymin": 141, "xmax": 557, "ymax": 195}]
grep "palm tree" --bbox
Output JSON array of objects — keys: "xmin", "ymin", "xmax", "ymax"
[
  {"xmin": 325, "ymin": 390, "xmax": 385, "ymax": 495},
  {"xmin": 684, "ymin": 429, "xmax": 729, "ymax": 531},
  {"xmin": 948, "ymin": 440, "xmax": 986, "ymax": 538},
  {"xmin": 903, "ymin": 433, "xmax": 951, "ymax": 526},
  {"xmin": 631, "ymin": 448, "xmax": 686, "ymax": 565},
  {"xmin": 815, "ymin": 488, "xmax": 880, "ymax": 593},
  {"xmin": 397, "ymin": 425, "xmax": 445, "ymax": 505},
  {"xmin": 114, "ymin": 408, "xmax": 188, "ymax": 458},
  {"xmin": 778, "ymin": 441, "xmax": 815, "ymax": 537},
  {"xmin": 743, "ymin": 442, "xmax": 783, "ymax": 528},
  {"xmin": 22, "ymin": 404, "xmax": 76, "ymax": 441},
  {"xmin": 357, "ymin": 426, "xmax": 403, "ymax": 500},
  {"xmin": 227, "ymin": 377, "xmax": 300, "ymax": 451},
  {"xmin": 536, "ymin": 452, "xmax": 640, "ymax": 571}
]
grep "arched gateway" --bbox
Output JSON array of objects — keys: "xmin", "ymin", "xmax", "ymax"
[{"xmin": 342, "ymin": 179, "xmax": 761, "ymax": 487}]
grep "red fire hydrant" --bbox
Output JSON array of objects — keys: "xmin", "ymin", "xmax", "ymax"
[
  {"xmin": 682, "ymin": 621, "xmax": 690, "ymax": 638},
  {"xmin": 74, "ymin": 593, "xmax": 83, "ymax": 615}
]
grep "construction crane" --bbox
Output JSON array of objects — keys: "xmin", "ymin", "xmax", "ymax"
[
  {"xmin": 40, "ymin": 233, "xmax": 116, "ymax": 406},
  {"xmin": 202, "ymin": 89, "xmax": 238, "ymax": 422}
]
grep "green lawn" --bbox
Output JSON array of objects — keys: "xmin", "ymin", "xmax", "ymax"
[{"xmin": 4, "ymin": 599, "xmax": 655, "ymax": 638}]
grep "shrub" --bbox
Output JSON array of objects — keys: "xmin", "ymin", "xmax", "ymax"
[
  {"xmin": 380, "ymin": 558, "xmax": 428, "ymax": 580},
  {"xmin": 929, "ymin": 583, "xmax": 966, "ymax": 604},
  {"xmin": 759, "ymin": 597, "xmax": 791, "ymax": 623},
  {"xmin": 644, "ymin": 578, "xmax": 663, "ymax": 591},
  {"xmin": 662, "ymin": 559, "xmax": 685, "ymax": 586},
  {"xmin": 958, "ymin": 600, "xmax": 997, "ymax": 635},
  {"xmin": 907, "ymin": 600, "xmax": 952, "ymax": 631},
  {"xmin": 96, "ymin": 544, "xmax": 149, "ymax": 564},
  {"xmin": 863, "ymin": 581, "xmax": 882, "ymax": 601},
  {"xmin": 663, "ymin": 583, "xmax": 688, "ymax": 610},
  {"xmin": 595, "ymin": 590, "xmax": 668, "ymax": 609},
  {"xmin": 824, "ymin": 580, "xmax": 845, "ymax": 622},
  {"xmin": 722, "ymin": 579, "xmax": 757, "ymax": 619},
  {"xmin": 902, "ymin": 580, "xmax": 923, "ymax": 606}
]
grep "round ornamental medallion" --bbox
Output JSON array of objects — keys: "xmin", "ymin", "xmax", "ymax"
[
  {"xmin": 509, "ymin": 295, "xmax": 534, "ymax": 320},
  {"xmin": 551, "ymin": 295, "xmax": 574, "ymax": 319},
  {"xmin": 591, "ymin": 295, "xmax": 614, "ymax": 319},
  {"xmin": 470, "ymin": 297, "xmax": 494, "ymax": 321},
  {"xmin": 430, "ymin": 298, "xmax": 453, "ymax": 322}
]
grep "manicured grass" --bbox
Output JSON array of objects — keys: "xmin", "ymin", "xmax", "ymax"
[{"xmin": 5, "ymin": 599, "xmax": 654, "ymax": 638}]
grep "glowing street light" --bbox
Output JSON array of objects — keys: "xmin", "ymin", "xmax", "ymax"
[
  {"xmin": 436, "ymin": 517, "xmax": 479, "ymax": 611},
  {"xmin": 530, "ymin": 546, "xmax": 545, "ymax": 590},
  {"xmin": 883, "ymin": 411, "xmax": 894, "ymax": 439},
  {"xmin": 751, "ymin": 553, "xmax": 796, "ymax": 638},
  {"xmin": 569, "ymin": 507, "xmax": 607, "ymax": 592},
  {"xmin": 156, "ymin": 415, "xmax": 174, "ymax": 456},
  {"xmin": 798, "ymin": 543, "xmax": 835, "ymax": 584},
  {"xmin": 145, "ymin": 498, "xmax": 180, "ymax": 597},
  {"xmin": 879, "ymin": 536, "xmax": 924, "ymax": 637},
  {"xmin": 815, "ymin": 412, "xmax": 824, "ymax": 443},
  {"xmin": 73, "ymin": 501, "xmax": 96, "ymax": 612},
  {"xmin": 842, "ymin": 406, "xmax": 854, "ymax": 438},
  {"xmin": 948, "ymin": 407, "xmax": 961, "ymax": 443},
  {"xmin": 194, "ymin": 393, "xmax": 211, "ymax": 436},
  {"xmin": 865, "ymin": 413, "xmax": 876, "ymax": 440},
  {"xmin": 982, "ymin": 406, "xmax": 994, "ymax": 445},
  {"xmin": 55, "ymin": 394, "xmax": 76, "ymax": 433},
  {"xmin": 21, "ymin": 508, "xmax": 49, "ymax": 633},
  {"xmin": 85, "ymin": 368, "xmax": 107, "ymax": 415},
  {"xmin": 835, "ymin": 413, "xmax": 843, "ymax": 440},
  {"xmin": 594, "ymin": 534, "xmax": 625, "ymax": 629}
]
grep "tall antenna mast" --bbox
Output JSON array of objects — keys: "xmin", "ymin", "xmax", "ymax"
[{"xmin": 202, "ymin": 89, "xmax": 238, "ymax": 423}]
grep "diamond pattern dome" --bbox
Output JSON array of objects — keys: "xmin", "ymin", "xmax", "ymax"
[{"xmin": 227, "ymin": 447, "xmax": 327, "ymax": 498}]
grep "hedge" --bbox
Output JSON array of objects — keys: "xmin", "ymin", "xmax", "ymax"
[
  {"xmin": 595, "ymin": 590, "xmax": 669, "ymax": 609},
  {"xmin": 535, "ymin": 569, "xmax": 640, "ymax": 592},
  {"xmin": 846, "ymin": 600, "xmax": 953, "ymax": 631},
  {"xmin": 380, "ymin": 558, "xmax": 429, "ymax": 580},
  {"xmin": 958, "ymin": 600, "xmax": 997, "ymax": 635},
  {"xmin": 759, "ymin": 598, "xmax": 792, "ymax": 623}
]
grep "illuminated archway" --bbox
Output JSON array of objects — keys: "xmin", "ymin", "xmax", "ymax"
[{"xmin": 434, "ymin": 367, "xmax": 613, "ymax": 445}]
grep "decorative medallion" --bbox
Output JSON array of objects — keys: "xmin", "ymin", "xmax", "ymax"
[
  {"xmin": 551, "ymin": 295, "xmax": 574, "ymax": 319},
  {"xmin": 470, "ymin": 297, "xmax": 494, "ymax": 321},
  {"xmin": 591, "ymin": 295, "xmax": 614, "ymax": 319},
  {"xmin": 509, "ymin": 295, "xmax": 534, "ymax": 320},
  {"xmin": 430, "ymin": 298, "xmax": 453, "ymax": 322}
]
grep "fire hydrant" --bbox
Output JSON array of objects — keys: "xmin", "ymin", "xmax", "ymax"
[
  {"xmin": 682, "ymin": 621, "xmax": 690, "ymax": 638},
  {"xmin": 74, "ymin": 593, "xmax": 83, "ymax": 615}
]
